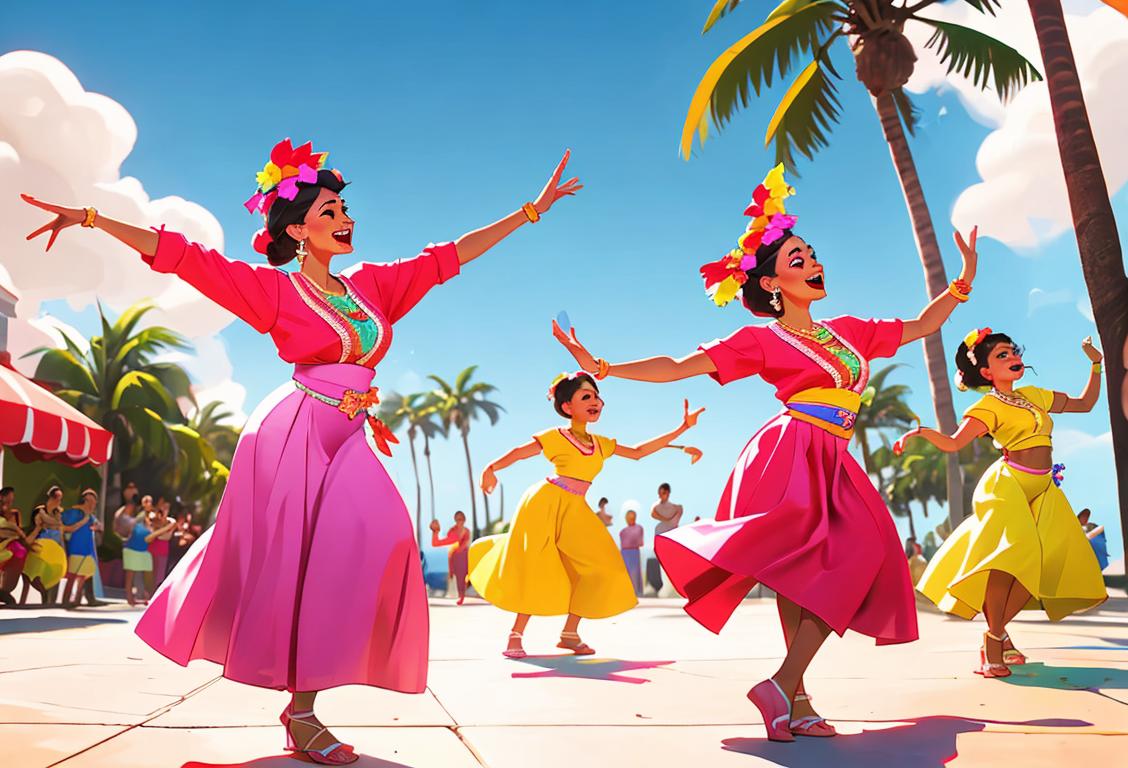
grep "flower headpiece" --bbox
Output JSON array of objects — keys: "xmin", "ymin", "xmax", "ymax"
[
  {"xmin": 547, "ymin": 371, "xmax": 585, "ymax": 401},
  {"xmin": 244, "ymin": 138, "xmax": 331, "ymax": 216},
  {"xmin": 700, "ymin": 164, "xmax": 797, "ymax": 307},
  {"xmin": 963, "ymin": 327, "xmax": 992, "ymax": 365}
]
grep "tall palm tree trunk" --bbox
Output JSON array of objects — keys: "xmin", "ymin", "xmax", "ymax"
[
  {"xmin": 407, "ymin": 429, "xmax": 423, "ymax": 549},
  {"xmin": 908, "ymin": 501, "xmax": 919, "ymax": 541},
  {"xmin": 1028, "ymin": 0, "xmax": 1128, "ymax": 563},
  {"xmin": 460, "ymin": 427, "xmax": 479, "ymax": 539},
  {"xmin": 872, "ymin": 90, "xmax": 966, "ymax": 530},
  {"xmin": 423, "ymin": 432, "xmax": 436, "ymax": 524}
]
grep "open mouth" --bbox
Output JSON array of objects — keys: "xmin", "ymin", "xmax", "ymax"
[
  {"xmin": 587, "ymin": 408, "xmax": 601, "ymax": 417},
  {"xmin": 806, "ymin": 274, "xmax": 825, "ymax": 290},
  {"xmin": 332, "ymin": 228, "xmax": 352, "ymax": 245},
  {"xmin": 1008, "ymin": 363, "xmax": 1024, "ymax": 372}
]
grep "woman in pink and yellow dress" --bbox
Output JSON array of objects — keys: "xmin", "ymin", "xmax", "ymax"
[
  {"xmin": 22, "ymin": 139, "xmax": 581, "ymax": 765},
  {"xmin": 555, "ymin": 165, "xmax": 979, "ymax": 742},
  {"xmin": 429, "ymin": 511, "xmax": 471, "ymax": 605}
]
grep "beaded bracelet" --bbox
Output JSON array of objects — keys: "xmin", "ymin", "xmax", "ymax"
[
  {"xmin": 81, "ymin": 207, "xmax": 98, "ymax": 228},
  {"xmin": 521, "ymin": 202, "xmax": 540, "ymax": 224}
]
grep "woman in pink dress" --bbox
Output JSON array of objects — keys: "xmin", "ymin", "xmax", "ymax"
[
  {"xmin": 555, "ymin": 165, "xmax": 978, "ymax": 742},
  {"xmin": 429, "ymin": 511, "xmax": 471, "ymax": 605},
  {"xmin": 22, "ymin": 139, "xmax": 580, "ymax": 764}
]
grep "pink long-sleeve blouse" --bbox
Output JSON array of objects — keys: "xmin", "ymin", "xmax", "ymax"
[{"xmin": 142, "ymin": 228, "xmax": 460, "ymax": 368}]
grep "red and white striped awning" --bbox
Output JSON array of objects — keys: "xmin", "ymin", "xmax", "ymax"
[{"xmin": 0, "ymin": 356, "xmax": 112, "ymax": 467}]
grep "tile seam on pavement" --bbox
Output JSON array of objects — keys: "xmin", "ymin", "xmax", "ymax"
[{"xmin": 425, "ymin": 685, "xmax": 490, "ymax": 767}]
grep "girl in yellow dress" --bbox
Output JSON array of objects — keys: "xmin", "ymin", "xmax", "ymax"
[
  {"xmin": 895, "ymin": 329, "xmax": 1107, "ymax": 678},
  {"xmin": 469, "ymin": 371, "xmax": 703, "ymax": 658}
]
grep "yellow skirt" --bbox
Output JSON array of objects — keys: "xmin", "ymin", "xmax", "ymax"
[
  {"xmin": 23, "ymin": 539, "xmax": 67, "ymax": 590},
  {"xmin": 918, "ymin": 459, "xmax": 1106, "ymax": 621},
  {"xmin": 468, "ymin": 481, "xmax": 638, "ymax": 619}
]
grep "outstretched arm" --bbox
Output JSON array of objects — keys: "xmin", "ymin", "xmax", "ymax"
[
  {"xmin": 454, "ymin": 151, "xmax": 581, "ymax": 265},
  {"xmin": 616, "ymin": 400, "xmax": 705, "ymax": 460},
  {"xmin": 430, "ymin": 526, "xmax": 462, "ymax": 547},
  {"xmin": 552, "ymin": 321, "xmax": 717, "ymax": 382},
  {"xmin": 481, "ymin": 440, "xmax": 542, "ymax": 494},
  {"xmin": 1051, "ymin": 337, "xmax": 1104, "ymax": 414},
  {"xmin": 900, "ymin": 227, "xmax": 978, "ymax": 345},
  {"xmin": 894, "ymin": 417, "xmax": 988, "ymax": 455},
  {"xmin": 145, "ymin": 520, "xmax": 178, "ymax": 543}
]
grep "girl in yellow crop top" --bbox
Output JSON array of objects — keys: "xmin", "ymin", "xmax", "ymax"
[
  {"xmin": 468, "ymin": 371, "xmax": 703, "ymax": 659},
  {"xmin": 895, "ymin": 329, "xmax": 1107, "ymax": 679}
]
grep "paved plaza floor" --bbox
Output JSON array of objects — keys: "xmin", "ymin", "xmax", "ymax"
[{"xmin": 2, "ymin": 594, "xmax": 1125, "ymax": 767}]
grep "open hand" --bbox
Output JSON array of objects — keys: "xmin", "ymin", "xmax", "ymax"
[
  {"xmin": 481, "ymin": 466, "xmax": 498, "ymax": 495},
  {"xmin": 953, "ymin": 226, "xmax": 978, "ymax": 283},
  {"xmin": 682, "ymin": 446, "xmax": 703, "ymax": 464},
  {"xmin": 21, "ymin": 194, "xmax": 87, "ymax": 251},
  {"xmin": 681, "ymin": 399, "xmax": 705, "ymax": 430},
  {"xmin": 429, "ymin": 520, "xmax": 441, "ymax": 533},
  {"xmin": 1081, "ymin": 336, "xmax": 1103, "ymax": 363},
  {"xmin": 892, "ymin": 428, "xmax": 921, "ymax": 457},
  {"xmin": 552, "ymin": 319, "xmax": 598, "ymax": 372},
  {"xmin": 533, "ymin": 149, "xmax": 583, "ymax": 214}
]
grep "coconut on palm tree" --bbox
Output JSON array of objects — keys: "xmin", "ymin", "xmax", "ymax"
[
  {"xmin": 1026, "ymin": 0, "xmax": 1128, "ymax": 561},
  {"xmin": 28, "ymin": 301, "xmax": 195, "ymax": 524},
  {"xmin": 430, "ymin": 367, "xmax": 504, "ymax": 539},
  {"xmin": 680, "ymin": 0, "xmax": 1043, "ymax": 528}
]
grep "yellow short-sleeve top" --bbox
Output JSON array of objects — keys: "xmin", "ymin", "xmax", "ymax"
[
  {"xmin": 963, "ymin": 386, "xmax": 1056, "ymax": 451},
  {"xmin": 533, "ymin": 427, "xmax": 617, "ymax": 482}
]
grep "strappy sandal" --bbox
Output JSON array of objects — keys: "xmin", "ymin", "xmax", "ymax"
[
  {"xmin": 1000, "ymin": 632, "xmax": 1027, "ymax": 665},
  {"xmin": 281, "ymin": 706, "xmax": 354, "ymax": 753},
  {"xmin": 503, "ymin": 630, "xmax": 527, "ymax": 659},
  {"xmin": 789, "ymin": 693, "xmax": 836, "ymax": 737},
  {"xmin": 282, "ymin": 708, "xmax": 357, "ymax": 764},
  {"xmin": 975, "ymin": 631, "xmax": 1012, "ymax": 678},
  {"xmin": 748, "ymin": 679, "xmax": 794, "ymax": 743},
  {"xmin": 557, "ymin": 630, "xmax": 596, "ymax": 655}
]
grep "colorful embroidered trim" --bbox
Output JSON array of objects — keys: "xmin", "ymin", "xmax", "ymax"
[
  {"xmin": 546, "ymin": 475, "xmax": 592, "ymax": 496},
  {"xmin": 557, "ymin": 427, "xmax": 596, "ymax": 456},
  {"xmin": 700, "ymin": 164, "xmax": 797, "ymax": 307},
  {"xmin": 770, "ymin": 321, "xmax": 870, "ymax": 394}
]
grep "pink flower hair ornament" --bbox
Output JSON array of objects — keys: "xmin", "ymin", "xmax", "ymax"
[
  {"xmin": 243, "ymin": 138, "xmax": 333, "ymax": 216},
  {"xmin": 701, "ymin": 164, "xmax": 798, "ymax": 307}
]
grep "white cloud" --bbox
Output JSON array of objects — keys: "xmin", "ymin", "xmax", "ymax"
[
  {"xmin": 0, "ymin": 51, "xmax": 245, "ymax": 416},
  {"xmin": 1053, "ymin": 428, "xmax": 1112, "ymax": 459},
  {"xmin": 1028, "ymin": 287, "xmax": 1072, "ymax": 315},
  {"xmin": 1077, "ymin": 295, "xmax": 1095, "ymax": 322},
  {"xmin": 904, "ymin": 5, "xmax": 1128, "ymax": 249}
]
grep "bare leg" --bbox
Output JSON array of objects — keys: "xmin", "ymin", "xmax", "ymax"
[
  {"xmin": 506, "ymin": 613, "xmax": 530, "ymax": 655},
  {"xmin": 980, "ymin": 570, "xmax": 1013, "ymax": 668},
  {"xmin": 777, "ymin": 597, "xmax": 822, "ymax": 720},
  {"xmin": 142, "ymin": 571, "xmax": 153, "ymax": 602},
  {"xmin": 124, "ymin": 571, "xmax": 136, "ymax": 605},
  {"xmin": 1000, "ymin": 579, "xmax": 1032, "ymax": 659},
  {"xmin": 767, "ymin": 607, "xmax": 832, "ymax": 704},
  {"xmin": 286, "ymin": 690, "xmax": 354, "ymax": 761},
  {"xmin": 558, "ymin": 613, "xmax": 595, "ymax": 654}
]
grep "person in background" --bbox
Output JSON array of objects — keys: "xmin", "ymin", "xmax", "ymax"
[
  {"xmin": 22, "ymin": 497, "xmax": 68, "ymax": 606},
  {"xmin": 595, "ymin": 497, "xmax": 613, "ymax": 527},
  {"xmin": 429, "ymin": 511, "xmax": 471, "ymax": 605},
  {"xmin": 148, "ymin": 497, "xmax": 176, "ymax": 587},
  {"xmin": 619, "ymin": 510, "xmax": 644, "ymax": 597},
  {"xmin": 168, "ymin": 503, "xmax": 202, "ymax": 574},
  {"xmin": 1078, "ymin": 509, "xmax": 1110, "ymax": 571},
  {"xmin": 0, "ymin": 488, "xmax": 31, "ymax": 605},
  {"xmin": 123, "ymin": 496, "xmax": 175, "ymax": 605},
  {"xmin": 61, "ymin": 489, "xmax": 100, "ymax": 608},
  {"xmin": 113, "ymin": 482, "xmax": 140, "ymax": 541},
  {"xmin": 651, "ymin": 483, "xmax": 684, "ymax": 598}
]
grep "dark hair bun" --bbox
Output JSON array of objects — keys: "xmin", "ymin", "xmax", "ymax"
[
  {"xmin": 740, "ymin": 230, "xmax": 795, "ymax": 318},
  {"xmin": 551, "ymin": 373, "xmax": 600, "ymax": 418},
  {"xmin": 263, "ymin": 169, "xmax": 348, "ymax": 266}
]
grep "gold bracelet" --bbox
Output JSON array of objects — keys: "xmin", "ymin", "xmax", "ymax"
[
  {"xmin": 81, "ymin": 207, "xmax": 98, "ymax": 228},
  {"xmin": 594, "ymin": 358, "xmax": 610, "ymax": 380},
  {"xmin": 521, "ymin": 202, "xmax": 540, "ymax": 224},
  {"xmin": 1092, "ymin": 362, "xmax": 1103, "ymax": 373}
]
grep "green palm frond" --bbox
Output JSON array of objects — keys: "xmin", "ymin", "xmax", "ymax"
[
  {"xmin": 703, "ymin": 0, "xmax": 745, "ymax": 33},
  {"xmin": 681, "ymin": 0, "xmax": 843, "ymax": 157},
  {"xmin": 33, "ymin": 348, "xmax": 99, "ymax": 395},
  {"xmin": 110, "ymin": 370, "xmax": 180, "ymax": 418},
  {"xmin": 891, "ymin": 87, "xmax": 921, "ymax": 137},
  {"xmin": 108, "ymin": 301, "xmax": 156, "ymax": 342},
  {"xmin": 763, "ymin": 57, "xmax": 842, "ymax": 170},
  {"xmin": 919, "ymin": 19, "xmax": 1043, "ymax": 102},
  {"xmin": 454, "ymin": 365, "xmax": 478, "ymax": 393},
  {"xmin": 146, "ymin": 362, "xmax": 196, "ymax": 406}
]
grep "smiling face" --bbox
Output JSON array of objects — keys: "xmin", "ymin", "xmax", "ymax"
[
  {"xmin": 562, "ymin": 380, "xmax": 604, "ymax": 424},
  {"xmin": 980, "ymin": 341, "xmax": 1026, "ymax": 386},
  {"xmin": 286, "ymin": 187, "xmax": 355, "ymax": 259},
  {"xmin": 758, "ymin": 235, "xmax": 826, "ymax": 308}
]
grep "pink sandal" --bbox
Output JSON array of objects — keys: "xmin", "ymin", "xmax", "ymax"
[
  {"xmin": 748, "ymin": 679, "xmax": 795, "ymax": 743},
  {"xmin": 503, "ymin": 630, "xmax": 527, "ymax": 659},
  {"xmin": 281, "ymin": 707, "xmax": 355, "ymax": 761},
  {"xmin": 975, "ymin": 631, "xmax": 1012, "ymax": 678}
]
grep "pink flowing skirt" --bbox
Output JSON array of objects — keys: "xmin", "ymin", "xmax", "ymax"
[
  {"xmin": 135, "ymin": 363, "xmax": 428, "ymax": 692},
  {"xmin": 655, "ymin": 412, "xmax": 917, "ymax": 645}
]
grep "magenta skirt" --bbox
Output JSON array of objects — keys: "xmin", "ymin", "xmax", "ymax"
[
  {"xmin": 135, "ymin": 363, "xmax": 428, "ymax": 692},
  {"xmin": 655, "ymin": 412, "xmax": 917, "ymax": 645}
]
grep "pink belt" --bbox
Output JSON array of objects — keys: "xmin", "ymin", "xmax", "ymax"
[
  {"xmin": 546, "ymin": 475, "xmax": 591, "ymax": 496},
  {"xmin": 1004, "ymin": 457, "xmax": 1050, "ymax": 476}
]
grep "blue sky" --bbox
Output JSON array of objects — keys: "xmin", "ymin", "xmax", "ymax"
[{"xmin": 2, "ymin": 1, "xmax": 1123, "ymax": 563}]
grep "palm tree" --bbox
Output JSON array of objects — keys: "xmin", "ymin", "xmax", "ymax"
[
  {"xmin": 430, "ymin": 367, "xmax": 504, "ymax": 539},
  {"xmin": 680, "ymin": 0, "xmax": 1043, "ymax": 529},
  {"xmin": 413, "ymin": 393, "xmax": 449, "ymax": 525},
  {"xmin": 29, "ymin": 301, "xmax": 193, "ymax": 524},
  {"xmin": 379, "ymin": 391, "xmax": 424, "ymax": 548},
  {"xmin": 855, "ymin": 364, "xmax": 918, "ymax": 475},
  {"xmin": 1026, "ymin": 0, "xmax": 1128, "ymax": 562},
  {"xmin": 878, "ymin": 438, "xmax": 945, "ymax": 540},
  {"xmin": 189, "ymin": 401, "xmax": 241, "ymax": 469}
]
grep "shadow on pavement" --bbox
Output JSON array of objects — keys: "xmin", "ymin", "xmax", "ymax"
[
  {"xmin": 999, "ymin": 661, "xmax": 1128, "ymax": 692},
  {"xmin": 509, "ymin": 655, "xmax": 675, "ymax": 684},
  {"xmin": 722, "ymin": 716, "xmax": 1092, "ymax": 768},
  {"xmin": 0, "ymin": 615, "xmax": 128, "ymax": 635},
  {"xmin": 184, "ymin": 754, "xmax": 412, "ymax": 768}
]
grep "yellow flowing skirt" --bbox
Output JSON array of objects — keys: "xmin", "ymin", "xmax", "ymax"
[
  {"xmin": 468, "ymin": 481, "xmax": 638, "ymax": 619},
  {"xmin": 23, "ymin": 539, "xmax": 67, "ymax": 590},
  {"xmin": 918, "ymin": 459, "xmax": 1106, "ymax": 621}
]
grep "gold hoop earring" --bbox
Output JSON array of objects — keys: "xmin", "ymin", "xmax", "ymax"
[
  {"xmin": 770, "ymin": 287, "xmax": 783, "ymax": 312},
  {"xmin": 296, "ymin": 239, "xmax": 308, "ymax": 266}
]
